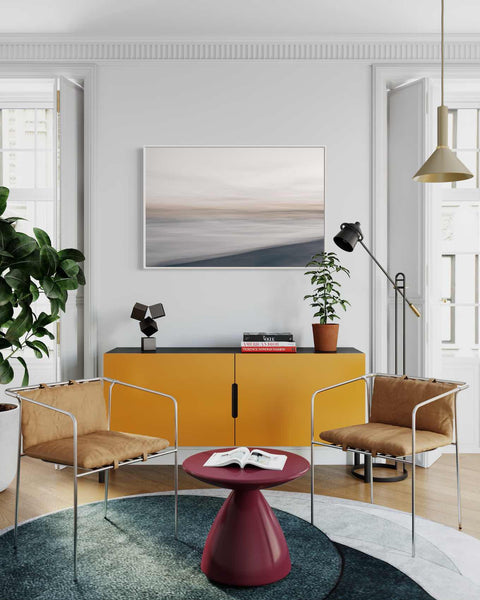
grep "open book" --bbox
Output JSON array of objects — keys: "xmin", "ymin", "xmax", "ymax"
[{"xmin": 203, "ymin": 447, "xmax": 287, "ymax": 471}]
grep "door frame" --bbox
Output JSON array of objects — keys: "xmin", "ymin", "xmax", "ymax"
[
  {"xmin": 0, "ymin": 63, "xmax": 97, "ymax": 377},
  {"xmin": 371, "ymin": 63, "xmax": 480, "ymax": 374}
]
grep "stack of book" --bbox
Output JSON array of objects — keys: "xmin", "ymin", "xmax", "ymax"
[{"xmin": 241, "ymin": 332, "xmax": 296, "ymax": 353}]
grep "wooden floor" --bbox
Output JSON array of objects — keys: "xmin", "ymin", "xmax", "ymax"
[{"xmin": 1, "ymin": 454, "xmax": 479, "ymax": 539}]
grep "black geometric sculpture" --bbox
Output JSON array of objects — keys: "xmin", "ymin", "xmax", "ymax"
[
  {"xmin": 140, "ymin": 317, "xmax": 158, "ymax": 337},
  {"xmin": 149, "ymin": 302, "xmax": 165, "ymax": 320},
  {"xmin": 130, "ymin": 302, "xmax": 148, "ymax": 321},
  {"xmin": 131, "ymin": 302, "xmax": 166, "ymax": 352}
]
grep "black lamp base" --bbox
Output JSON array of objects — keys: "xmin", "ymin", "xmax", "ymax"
[{"xmin": 351, "ymin": 454, "xmax": 408, "ymax": 483}]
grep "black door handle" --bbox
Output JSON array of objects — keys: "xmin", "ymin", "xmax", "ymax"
[{"xmin": 231, "ymin": 383, "xmax": 238, "ymax": 418}]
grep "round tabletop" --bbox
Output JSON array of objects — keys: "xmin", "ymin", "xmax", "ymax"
[{"xmin": 183, "ymin": 448, "xmax": 310, "ymax": 491}]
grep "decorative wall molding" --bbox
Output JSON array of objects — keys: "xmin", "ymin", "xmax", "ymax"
[{"xmin": 0, "ymin": 37, "xmax": 480, "ymax": 62}]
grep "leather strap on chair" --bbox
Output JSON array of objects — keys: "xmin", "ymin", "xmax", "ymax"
[
  {"xmin": 113, "ymin": 459, "xmax": 119, "ymax": 469},
  {"xmin": 68, "ymin": 380, "xmax": 79, "ymax": 385},
  {"xmin": 39, "ymin": 383, "xmax": 49, "ymax": 389},
  {"xmin": 142, "ymin": 452, "xmax": 148, "ymax": 462}
]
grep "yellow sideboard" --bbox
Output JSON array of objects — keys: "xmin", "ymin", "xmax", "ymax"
[{"xmin": 103, "ymin": 347, "xmax": 365, "ymax": 447}]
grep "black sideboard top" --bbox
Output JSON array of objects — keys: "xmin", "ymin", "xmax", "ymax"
[{"xmin": 107, "ymin": 347, "xmax": 363, "ymax": 355}]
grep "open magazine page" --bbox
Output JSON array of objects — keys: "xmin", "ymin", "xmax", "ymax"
[
  {"xmin": 203, "ymin": 447, "xmax": 251, "ymax": 468},
  {"xmin": 246, "ymin": 449, "xmax": 287, "ymax": 471}
]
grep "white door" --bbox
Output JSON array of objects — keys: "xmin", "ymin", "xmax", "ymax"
[
  {"xmin": 387, "ymin": 79, "xmax": 428, "ymax": 377},
  {"xmin": 57, "ymin": 77, "xmax": 84, "ymax": 381}
]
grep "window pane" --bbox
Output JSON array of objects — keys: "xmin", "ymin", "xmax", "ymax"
[
  {"xmin": 455, "ymin": 254, "xmax": 477, "ymax": 303},
  {"xmin": 1, "ymin": 108, "xmax": 36, "ymax": 149},
  {"xmin": 36, "ymin": 151, "xmax": 53, "ymax": 188},
  {"xmin": 1, "ymin": 150, "xmax": 35, "ymax": 187},
  {"xmin": 36, "ymin": 109, "xmax": 53, "ymax": 149},
  {"xmin": 4, "ymin": 199, "xmax": 55, "ymax": 239},
  {"xmin": 451, "ymin": 306, "xmax": 478, "ymax": 354},
  {"xmin": 441, "ymin": 303, "xmax": 453, "ymax": 343},
  {"xmin": 441, "ymin": 204, "xmax": 480, "ymax": 252},
  {"xmin": 33, "ymin": 201, "xmax": 55, "ymax": 237},
  {"xmin": 441, "ymin": 255, "xmax": 453, "ymax": 301},
  {"xmin": 455, "ymin": 109, "xmax": 478, "ymax": 150},
  {"xmin": 455, "ymin": 151, "xmax": 477, "ymax": 188},
  {"xmin": 448, "ymin": 110, "xmax": 455, "ymax": 147}
]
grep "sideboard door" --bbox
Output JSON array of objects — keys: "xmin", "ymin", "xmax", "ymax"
[
  {"xmin": 235, "ymin": 353, "xmax": 365, "ymax": 447},
  {"xmin": 104, "ymin": 353, "xmax": 234, "ymax": 446}
]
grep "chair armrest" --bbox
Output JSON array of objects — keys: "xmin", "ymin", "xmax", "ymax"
[
  {"xmin": 102, "ymin": 377, "xmax": 178, "ymax": 449},
  {"xmin": 311, "ymin": 374, "xmax": 372, "ymax": 441}
]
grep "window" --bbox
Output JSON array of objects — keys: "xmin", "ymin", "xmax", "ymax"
[
  {"xmin": 0, "ymin": 79, "xmax": 57, "ymax": 379},
  {"xmin": 449, "ymin": 108, "xmax": 480, "ymax": 188},
  {"xmin": 440, "ymin": 200, "xmax": 480, "ymax": 353},
  {"xmin": 0, "ymin": 107, "xmax": 55, "ymax": 238}
]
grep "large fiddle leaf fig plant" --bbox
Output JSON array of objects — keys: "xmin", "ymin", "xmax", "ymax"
[{"xmin": 0, "ymin": 186, "xmax": 85, "ymax": 386}]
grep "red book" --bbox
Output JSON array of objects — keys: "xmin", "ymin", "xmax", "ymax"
[{"xmin": 241, "ymin": 346, "xmax": 297, "ymax": 353}]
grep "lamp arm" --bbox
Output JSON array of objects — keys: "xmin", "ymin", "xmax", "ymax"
[{"xmin": 359, "ymin": 240, "xmax": 421, "ymax": 317}]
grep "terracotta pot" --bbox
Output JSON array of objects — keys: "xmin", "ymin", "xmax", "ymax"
[
  {"xmin": 312, "ymin": 323, "xmax": 339, "ymax": 352},
  {"xmin": 0, "ymin": 402, "xmax": 19, "ymax": 493}
]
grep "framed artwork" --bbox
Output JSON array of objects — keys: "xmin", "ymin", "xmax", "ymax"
[{"xmin": 143, "ymin": 146, "xmax": 325, "ymax": 268}]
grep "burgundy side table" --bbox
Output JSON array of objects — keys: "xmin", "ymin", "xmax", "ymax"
[{"xmin": 182, "ymin": 448, "xmax": 310, "ymax": 587}]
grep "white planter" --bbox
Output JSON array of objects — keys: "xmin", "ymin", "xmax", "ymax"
[{"xmin": 0, "ymin": 402, "xmax": 19, "ymax": 492}]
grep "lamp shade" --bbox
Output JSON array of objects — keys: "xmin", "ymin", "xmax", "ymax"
[
  {"xmin": 333, "ymin": 222, "xmax": 363, "ymax": 252},
  {"xmin": 413, "ymin": 105, "xmax": 473, "ymax": 183},
  {"xmin": 413, "ymin": 146, "xmax": 474, "ymax": 183}
]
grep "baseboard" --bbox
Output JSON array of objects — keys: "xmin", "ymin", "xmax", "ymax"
[
  {"xmin": 143, "ymin": 445, "xmax": 480, "ymax": 467},
  {"xmin": 138, "ymin": 446, "xmax": 350, "ymax": 466}
]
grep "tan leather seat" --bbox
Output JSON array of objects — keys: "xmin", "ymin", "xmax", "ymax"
[
  {"xmin": 320, "ymin": 422, "xmax": 451, "ymax": 457},
  {"xmin": 20, "ymin": 380, "xmax": 169, "ymax": 469},
  {"xmin": 320, "ymin": 375, "xmax": 457, "ymax": 457},
  {"xmin": 24, "ymin": 430, "xmax": 169, "ymax": 469}
]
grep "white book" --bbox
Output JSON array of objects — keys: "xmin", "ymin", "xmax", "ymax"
[{"xmin": 203, "ymin": 447, "xmax": 287, "ymax": 470}]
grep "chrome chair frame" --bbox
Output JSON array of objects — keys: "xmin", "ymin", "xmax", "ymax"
[
  {"xmin": 6, "ymin": 376, "xmax": 179, "ymax": 581},
  {"xmin": 310, "ymin": 372, "xmax": 468, "ymax": 557}
]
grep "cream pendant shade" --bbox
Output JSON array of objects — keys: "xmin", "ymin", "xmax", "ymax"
[
  {"xmin": 413, "ymin": 0, "xmax": 474, "ymax": 184},
  {"xmin": 413, "ymin": 105, "xmax": 474, "ymax": 183}
]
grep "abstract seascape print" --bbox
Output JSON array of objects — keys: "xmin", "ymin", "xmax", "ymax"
[{"xmin": 144, "ymin": 147, "xmax": 324, "ymax": 268}]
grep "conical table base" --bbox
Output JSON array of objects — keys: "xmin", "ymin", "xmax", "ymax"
[{"xmin": 202, "ymin": 489, "xmax": 291, "ymax": 586}]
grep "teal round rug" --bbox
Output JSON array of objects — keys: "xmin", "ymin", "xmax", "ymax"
[{"xmin": 0, "ymin": 495, "xmax": 433, "ymax": 600}]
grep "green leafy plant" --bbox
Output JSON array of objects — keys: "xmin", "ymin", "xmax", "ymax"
[
  {"xmin": 304, "ymin": 251, "xmax": 350, "ymax": 324},
  {"xmin": 0, "ymin": 186, "xmax": 85, "ymax": 385}
]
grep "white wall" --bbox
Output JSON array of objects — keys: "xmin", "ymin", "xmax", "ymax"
[{"xmin": 93, "ymin": 61, "xmax": 371, "ymax": 367}]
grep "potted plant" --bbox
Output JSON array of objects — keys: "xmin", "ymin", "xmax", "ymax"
[
  {"xmin": 304, "ymin": 251, "xmax": 350, "ymax": 352},
  {"xmin": 0, "ymin": 185, "xmax": 85, "ymax": 492},
  {"xmin": 0, "ymin": 402, "xmax": 20, "ymax": 492}
]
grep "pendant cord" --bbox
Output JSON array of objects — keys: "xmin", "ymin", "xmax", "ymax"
[{"xmin": 441, "ymin": 0, "xmax": 444, "ymax": 106}]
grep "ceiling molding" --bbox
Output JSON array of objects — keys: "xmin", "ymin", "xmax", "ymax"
[{"xmin": 0, "ymin": 38, "xmax": 479, "ymax": 61}]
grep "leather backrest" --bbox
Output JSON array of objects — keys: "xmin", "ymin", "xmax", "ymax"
[
  {"xmin": 370, "ymin": 376, "xmax": 457, "ymax": 437},
  {"xmin": 20, "ymin": 380, "xmax": 108, "ymax": 450}
]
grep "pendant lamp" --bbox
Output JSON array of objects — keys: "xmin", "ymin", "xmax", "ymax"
[{"xmin": 413, "ymin": 0, "xmax": 473, "ymax": 183}]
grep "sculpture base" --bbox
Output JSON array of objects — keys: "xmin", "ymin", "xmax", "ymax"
[{"xmin": 141, "ymin": 337, "xmax": 156, "ymax": 352}]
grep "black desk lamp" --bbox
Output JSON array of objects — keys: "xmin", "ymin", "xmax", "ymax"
[{"xmin": 334, "ymin": 222, "xmax": 421, "ymax": 483}]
